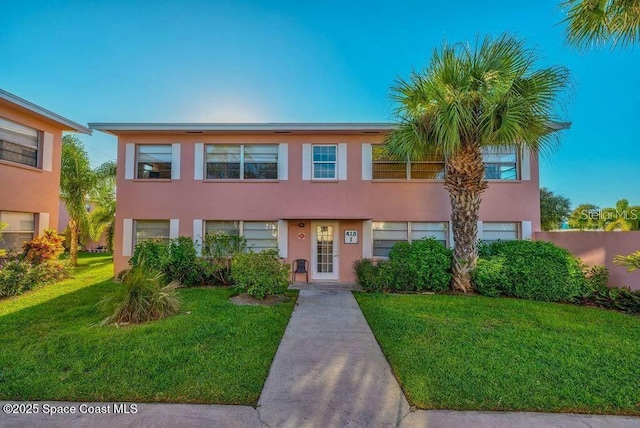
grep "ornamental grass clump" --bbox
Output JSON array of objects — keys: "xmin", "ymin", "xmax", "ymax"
[{"xmin": 101, "ymin": 264, "xmax": 180, "ymax": 325}]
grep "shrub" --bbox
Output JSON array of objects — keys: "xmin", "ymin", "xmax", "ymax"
[
  {"xmin": 129, "ymin": 239, "xmax": 169, "ymax": 272},
  {"xmin": 613, "ymin": 251, "xmax": 640, "ymax": 272},
  {"xmin": 0, "ymin": 257, "xmax": 69, "ymax": 298},
  {"xmin": 101, "ymin": 264, "xmax": 181, "ymax": 325},
  {"xmin": 587, "ymin": 286, "xmax": 640, "ymax": 314},
  {"xmin": 353, "ymin": 238, "xmax": 452, "ymax": 293},
  {"xmin": 22, "ymin": 229, "xmax": 65, "ymax": 264},
  {"xmin": 201, "ymin": 233, "xmax": 247, "ymax": 285},
  {"xmin": 473, "ymin": 240, "xmax": 589, "ymax": 302},
  {"xmin": 231, "ymin": 250, "xmax": 289, "ymax": 299},
  {"xmin": 164, "ymin": 237, "xmax": 201, "ymax": 286},
  {"xmin": 585, "ymin": 265, "xmax": 609, "ymax": 291},
  {"xmin": 471, "ymin": 257, "xmax": 505, "ymax": 297}
]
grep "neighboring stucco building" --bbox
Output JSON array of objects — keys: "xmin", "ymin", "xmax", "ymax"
[
  {"xmin": 0, "ymin": 89, "xmax": 91, "ymax": 251},
  {"xmin": 91, "ymin": 123, "xmax": 542, "ymax": 282}
]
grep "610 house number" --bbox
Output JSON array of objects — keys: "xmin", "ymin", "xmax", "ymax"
[{"xmin": 344, "ymin": 230, "xmax": 358, "ymax": 244}]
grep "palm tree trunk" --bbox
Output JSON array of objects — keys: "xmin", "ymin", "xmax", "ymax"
[
  {"xmin": 69, "ymin": 220, "xmax": 79, "ymax": 267},
  {"xmin": 444, "ymin": 144, "xmax": 488, "ymax": 292}
]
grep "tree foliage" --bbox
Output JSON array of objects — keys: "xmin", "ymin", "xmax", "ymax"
[
  {"xmin": 384, "ymin": 33, "xmax": 569, "ymax": 291},
  {"xmin": 562, "ymin": 0, "xmax": 640, "ymax": 49},
  {"xmin": 568, "ymin": 203, "xmax": 601, "ymax": 230},
  {"xmin": 540, "ymin": 188, "xmax": 572, "ymax": 231}
]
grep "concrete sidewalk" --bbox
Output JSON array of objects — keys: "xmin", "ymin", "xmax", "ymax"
[
  {"xmin": 257, "ymin": 289, "xmax": 409, "ymax": 427},
  {"xmin": 2, "ymin": 289, "xmax": 639, "ymax": 427}
]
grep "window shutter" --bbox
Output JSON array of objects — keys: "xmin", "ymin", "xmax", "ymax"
[
  {"xmin": 362, "ymin": 220, "xmax": 372, "ymax": 258},
  {"xmin": 521, "ymin": 221, "xmax": 532, "ymax": 240},
  {"xmin": 278, "ymin": 143, "xmax": 288, "ymax": 180},
  {"xmin": 38, "ymin": 212, "xmax": 50, "ymax": 235},
  {"xmin": 302, "ymin": 144, "xmax": 311, "ymax": 180},
  {"xmin": 448, "ymin": 221, "xmax": 455, "ymax": 248},
  {"xmin": 338, "ymin": 143, "xmax": 347, "ymax": 180},
  {"xmin": 122, "ymin": 219, "xmax": 133, "ymax": 256},
  {"xmin": 125, "ymin": 143, "xmax": 135, "ymax": 179},
  {"xmin": 362, "ymin": 144, "xmax": 372, "ymax": 180},
  {"xmin": 193, "ymin": 219, "xmax": 203, "ymax": 255},
  {"xmin": 170, "ymin": 219, "xmax": 179, "ymax": 239},
  {"xmin": 42, "ymin": 132, "xmax": 53, "ymax": 172},
  {"xmin": 171, "ymin": 143, "xmax": 181, "ymax": 180},
  {"xmin": 278, "ymin": 220, "xmax": 288, "ymax": 258},
  {"xmin": 521, "ymin": 147, "xmax": 531, "ymax": 180},
  {"xmin": 477, "ymin": 221, "xmax": 483, "ymax": 240},
  {"xmin": 194, "ymin": 143, "xmax": 204, "ymax": 180}
]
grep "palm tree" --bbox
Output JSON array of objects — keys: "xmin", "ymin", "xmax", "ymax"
[
  {"xmin": 89, "ymin": 161, "xmax": 117, "ymax": 252},
  {"xmin": 60, "ymin": 135, "xmax": 96, "ymax": 266},
  {"xmin": 601, "ymin": 199, "xmax": 640, "ymax": 230},
  {"xmin": 384, "ymin": 34, "xmax": 569, "ymax": 292},
  {"xmin": 562, "ymin": 0, "xmax": 640, "ymax": 49}
]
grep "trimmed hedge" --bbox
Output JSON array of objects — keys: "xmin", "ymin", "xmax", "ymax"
[
  {"xmin": 473, "ymin": 240, "xmax": 589, "ymax": 302},
  {"xmin": 354, "ymin": 238, "xmax": 452, "ymax": 293}
]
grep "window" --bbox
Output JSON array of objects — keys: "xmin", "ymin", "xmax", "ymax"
[
  {"xmin": 0, "ymin": 211, "xmax": 35, "ymax": 251},
  {"xmin": 372, "ymin": 145, "xmax": 445, "ymax": 180},
  {"xmin": 373, "ymin": 221, "xmax": 449, "ymax": 257},
  {"xmin": 312, "ymin": 145, "xmax": 337, "ymax": 180},
  {"xmin": 483, "ymin": 146, "xmax": 518, "ymax": 180},
  {"xmin": 135, "ymin": 220, "xmax": 170, "ymax": 245},
  {"xmin": 204, "ymin": 220, "xmax": 277, "ymax": 253},
  {"xmin": 136, "ymin": 145, "xmax": 172, "ymax": 179},
  {"xmin": 205, "ymin": 145, "xmax": 278, "ymax": 180},
  {"xmin": 243, "ymin": 221, "xmax": 278, "ymax": 252},
  {"xmin": 411, "ymin": 222, "xmax": 448, "ymax": 247},
  {"xmin": 0, "ymin": 117, "xmax": 39, "ymax": 167},
  {"xmin": 372, "ymin": 222, "xmax": 408, "ymax": 257},
  {"xmin": 482, "ymin": 222, "xmax": 519, "ymax": 242}
]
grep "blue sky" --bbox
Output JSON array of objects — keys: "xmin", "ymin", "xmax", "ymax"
[{"xmin": 1, "ymin": 0, "xmax": 638, "ymax": 209}]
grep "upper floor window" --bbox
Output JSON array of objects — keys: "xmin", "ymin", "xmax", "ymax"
[
  {"xmin": 135, "ymin": 220, "xmax": 170, "ymax": 245},
  {"xmin": 482, "ymin": 222, "xmax": 519, "ymax": 242},
  {"xmin": 482, "ymin": 146, "xmax": 518, "ymax": 180},
  {"xmin": 205, "ymin": 144, "xmax": 278, "ymax": 180},
  {"xmin": 312, "ymin": 145, "xmax": 337, "ymax": 180},
  {"xmin": 137, "ymin": 145, "xmax": 172, "ymax": 179},
  {"xmin": 0, "ymin": 211, "xmax": 35, "ymax": 251},
  {"xmin": 372, "ymin": 145, "xmax": 445, "ymax": 180},
  {"xmin": 0, "ymin": 117, "xmax": 39, "ymax": 168}
]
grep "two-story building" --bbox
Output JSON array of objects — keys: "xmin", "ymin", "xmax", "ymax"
[
  {"xmin": 0, "ymin": 89, "xmax": 91, "ymax": 251},
  {"xmin": 90, "ymin": 123, "xmax": 541, "ymax": 282}
]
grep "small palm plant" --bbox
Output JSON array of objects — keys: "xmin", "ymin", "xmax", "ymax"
[
  {"xmin": 614, "ymin": 251, "xmax": 640, "ymax": 272},
  {"xmin": 101, "ymin": 264, "xmax": 180, "ymax": 325}
]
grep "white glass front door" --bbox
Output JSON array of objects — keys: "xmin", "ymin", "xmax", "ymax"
[{"xmin": 311, "ymin": 222, "xmax": 339, "ymax": 280}]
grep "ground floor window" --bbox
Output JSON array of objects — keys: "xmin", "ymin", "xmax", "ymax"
[
  {"xmin": 0, "ymin": 211, "xmax": 35, "ymax": 251},
  {"xmin": 135, "ymin": 220, "xmax": 170, "ymax": 245},
  {"xmin": 204, "ymin": 220, "xmax": 277, "ymax": 253},
  {"xmin": 372, "ymin": 221, "xmax": 449, "ymax": 257},
  {"xmin": 482, "ymin": 222, "xmax": 519, "ymax": 242}
]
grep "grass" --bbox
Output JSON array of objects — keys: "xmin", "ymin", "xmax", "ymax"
[
  {"xmin": 0, "ymin": 253, "xmax": 296, "ymax": 404},
  {"xmin": 354, "ymin": 292, "xmax": 640, "ymax": 415}
]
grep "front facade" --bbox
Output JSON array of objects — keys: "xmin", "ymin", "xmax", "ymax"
[
  {"xmin": 0, "ymin": 89, "xmax": 90, "ymax": 251},
  {"xmin": 92, "ymin": 123, "xmax": 541, "ymax": 282}
]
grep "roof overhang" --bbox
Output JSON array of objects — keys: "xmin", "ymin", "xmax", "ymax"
[
  {"xmin": 88, "ymin": 122, "xmax": 398, "ymax": 136},
  {"xmin": 0, "ymin": 89, "xmax": 92, "ymax": 135}
]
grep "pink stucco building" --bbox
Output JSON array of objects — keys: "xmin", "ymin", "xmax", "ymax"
[
  {"xmin": 91, "ymin": 123, "xmax": 541, "ymax": 282},
  {"xmin": 0, "ymin": 89, "xmax": 90, "ymax": 251}
]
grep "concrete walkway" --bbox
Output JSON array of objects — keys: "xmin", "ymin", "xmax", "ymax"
[
  {"xmin": 2, "ymin": 288, "xmax": 639, "ymax": 427},
  {"xmin": 257, "ymin": 289, "xmax": 409, "ymax": 427}
]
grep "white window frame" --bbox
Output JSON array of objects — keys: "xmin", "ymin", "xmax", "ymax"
[
  {"xmin": 0, "ymin": 211, "xmax": 35, "ymax": 250},
  {"xmin": 482, "ymin": 146, "xmax": 519, "ymax": 180},
  {"xmin": 204, "ymin": 144, "xmax": 278, "ymax": 180},
  {"xmin": 312, "ymin": 144, "xmax": 337, "ymax": 181},
  {"xmin": 372, "ymin": 221, "xmax": 449, "ymax": 258},
  {"xmin": 0, "ymin": 117, "xmax": 40, "ymax": 168},
  {"xmin": 371, "ymin": 144, "xmax": 445, "ymax": 180},
  {"xmin": 482, "ymin": 222, "xmax": 520, "ymax": 242},
  {"xmin": 134, "ymin": 220, "xmax": 171, "ymax": 246},
  {"xmin": 135, "ymin": 144, "xmax": 173, "ymax": 179},
  {"xmin": 204, "ymin": 220, "xmax": 278, "ymax": 253}
]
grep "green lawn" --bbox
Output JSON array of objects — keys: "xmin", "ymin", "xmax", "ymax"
[
  {"xmin": 0, "ymin": 253, "xmax": 296, "ymax": 404},
  {"xmin": 355, "ymin": 292, "xmax": 640, "ymax": 415}
]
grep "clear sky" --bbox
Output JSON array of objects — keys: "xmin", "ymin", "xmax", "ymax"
[{"xmin": 1, "ymin": 0, "xmax": 638, "ymax": 209}]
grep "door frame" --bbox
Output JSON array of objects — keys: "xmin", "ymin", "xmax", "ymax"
[{"xmin": 311, "ymin": 221, "xmax": 340, "ymax": 281}]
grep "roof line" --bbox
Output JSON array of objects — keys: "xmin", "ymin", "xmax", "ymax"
[{"xmin": 0, "ymin": 89, "xmax": 92, "ymax": 134}]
